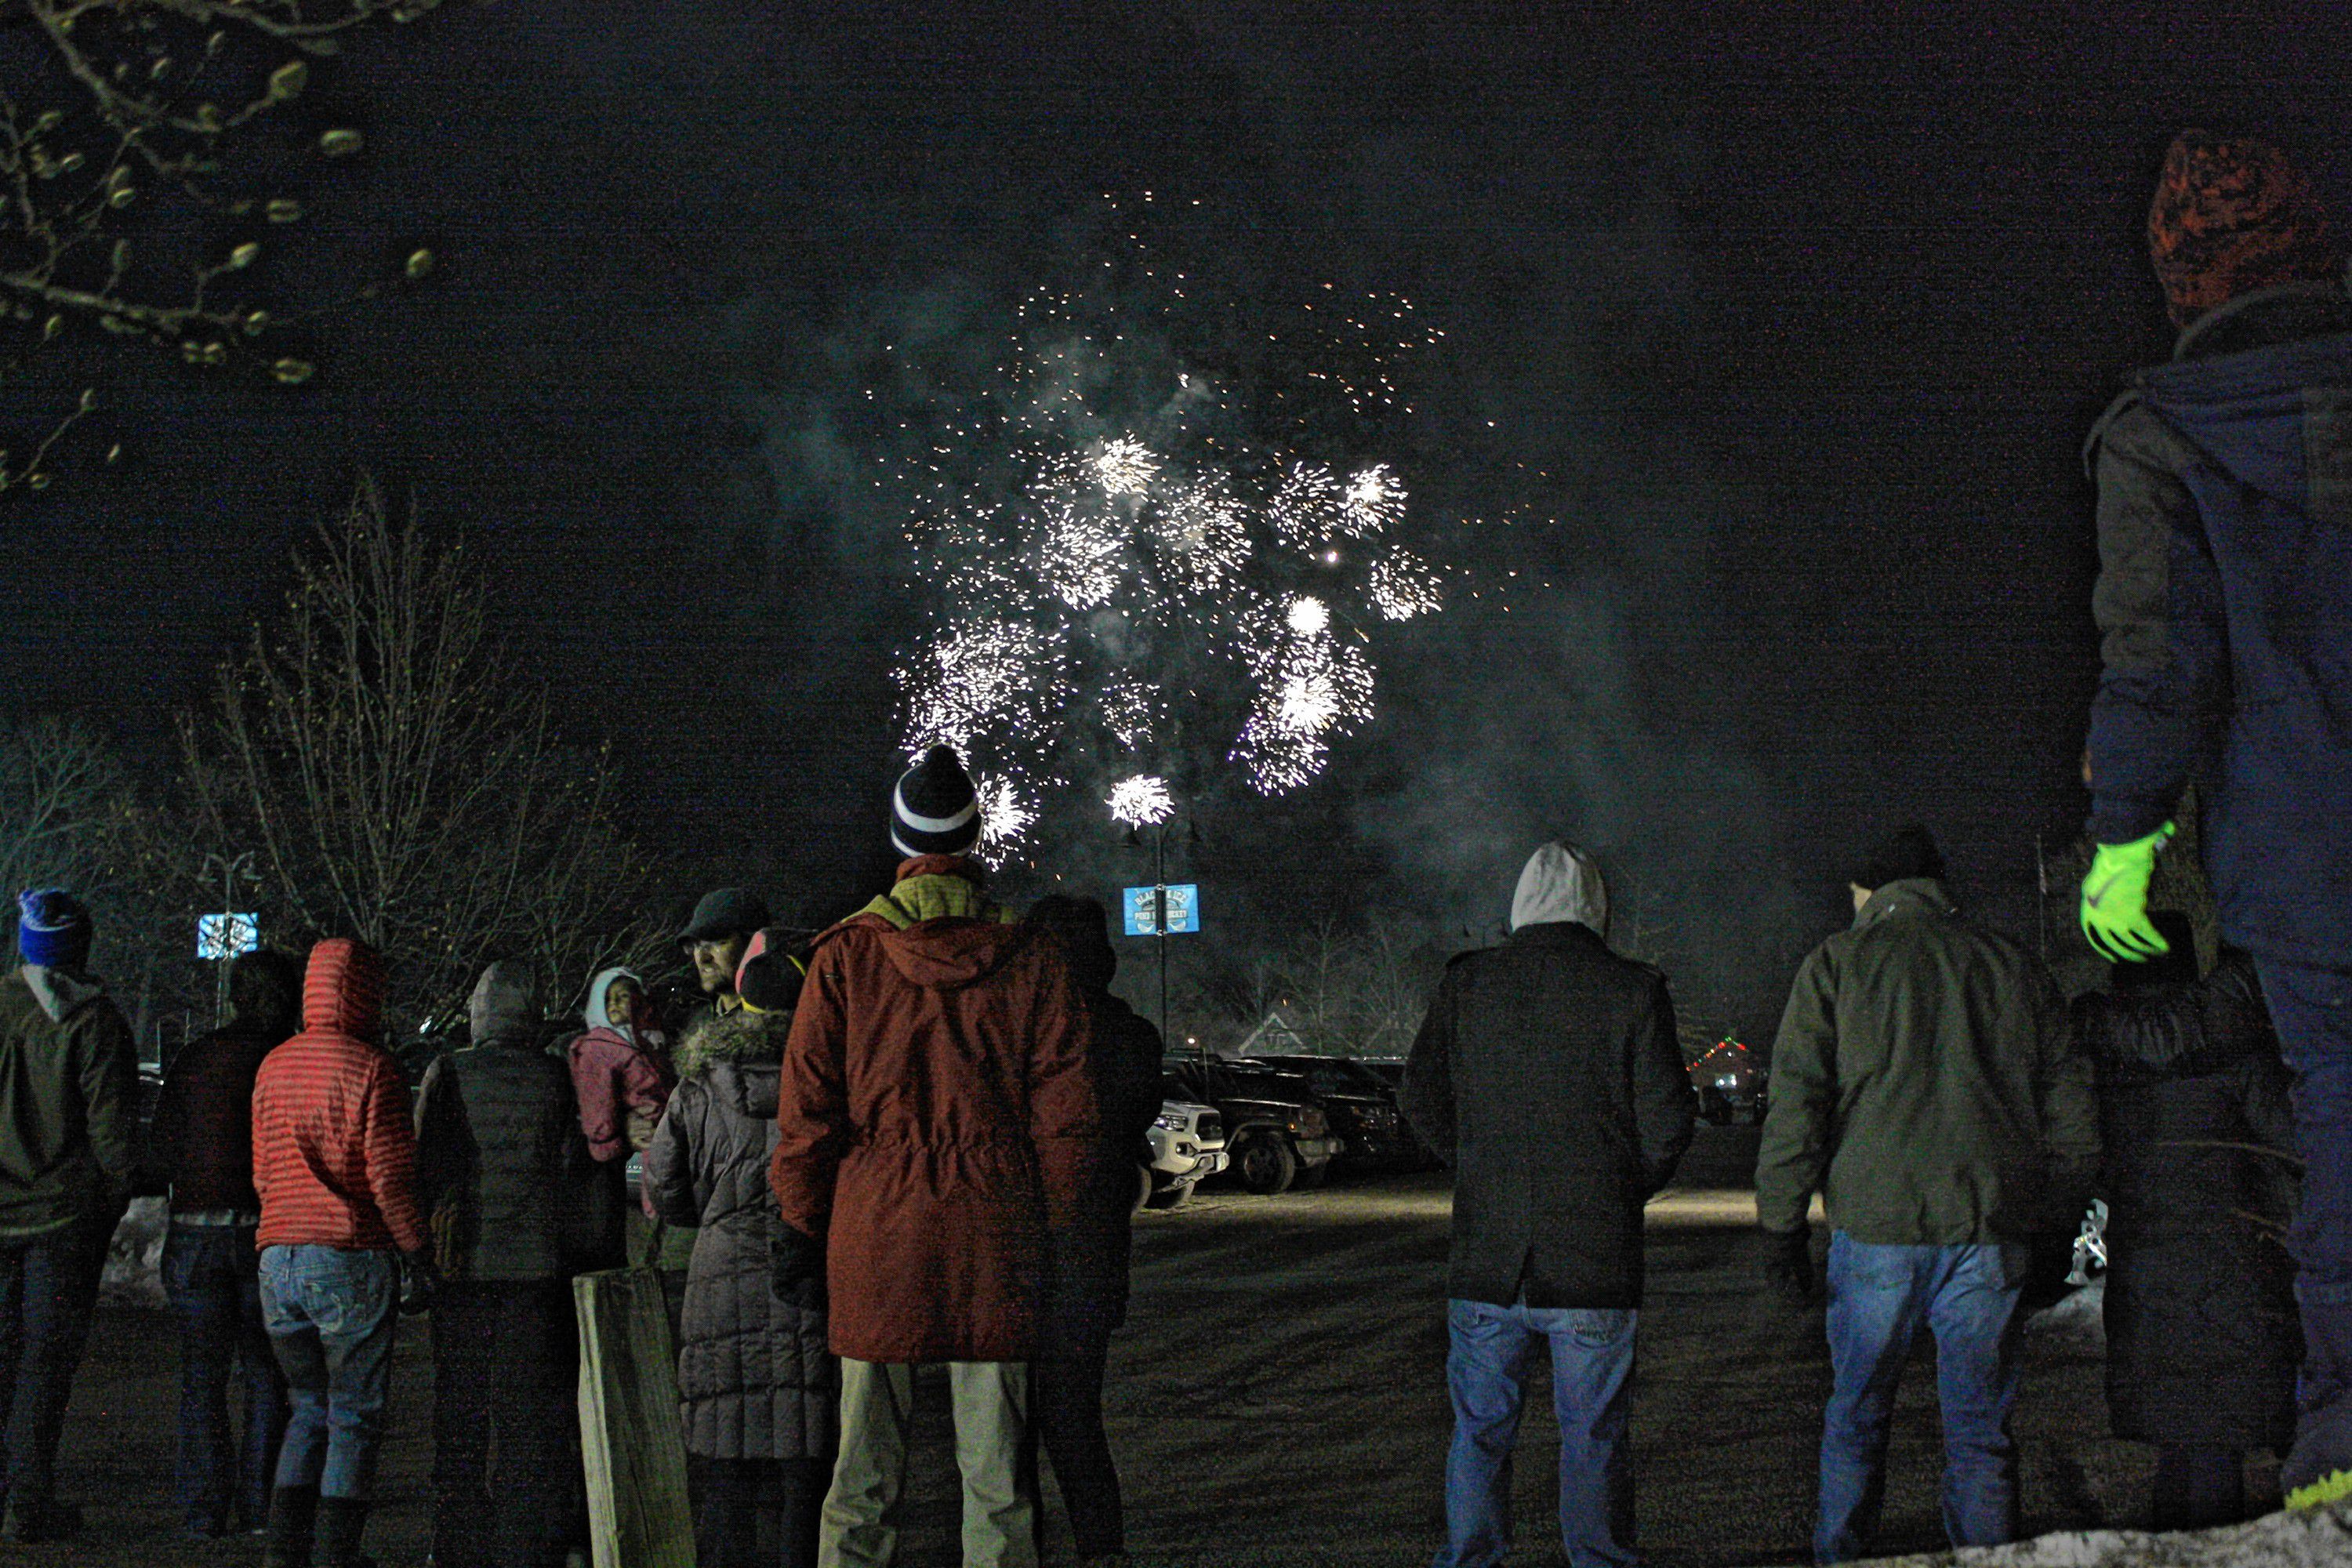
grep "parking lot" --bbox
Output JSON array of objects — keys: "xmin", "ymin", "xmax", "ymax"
[{"xmin": 39, "ymin": 1125, "xmax": 2219, "ymax": 1566}]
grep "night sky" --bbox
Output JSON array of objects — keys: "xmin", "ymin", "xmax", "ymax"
[{"xmin": 7, "ymin": 3, "xmax": 2350, "ymax": 1035}]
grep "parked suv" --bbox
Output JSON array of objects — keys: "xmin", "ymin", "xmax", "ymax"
[
  {"xmin": 1142, "ymin": 1099, "xmax": 1228, "ymax": 1209},
  {"xmin": 1248, "ymin": 1054, "xmax": 1432, "ymax": 1171},
  {"xmin": 1164, "ymin": 1058, "xmax": 1344, "ymax": 1196}
]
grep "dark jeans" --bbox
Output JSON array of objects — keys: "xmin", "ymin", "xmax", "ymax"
[
  {"xmin": 1029, "ymin": 1336, "xmax": 1123, "ymax": 1559},
  {"xmin": 259, "ymin": 1245, "xmax": 399, "ymax": 1501},
  {"xmin": 688, "ymin": 1454, "xmax": 828, "ymax": 1568},
  {"xmin": 430, "ymin": 1279, "xmax": 579, "ymax": 1568},
  {"xmin": 1817, "ymin": 1236, "xmax": 2025, "ymax": 1563},
  {"xmin": 2152, "ymin": 1443, "xmax": 2245, "ymax": 1530},
  {"xmin": 2256, "ymin": 957, "xmax": 2352, "ymax": 1491},
  {"xmin": 162, "ymin": 1222, "xmax": 287, "ymax": 1533},
  {"xmin": 0, "ymin": 1219, "xmax": 107, "ymax": 1523}
]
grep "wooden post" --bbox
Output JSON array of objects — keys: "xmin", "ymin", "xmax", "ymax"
[{"xmin": 574, "ymin": 1269, "xmax": 695, "ymax": 1568}]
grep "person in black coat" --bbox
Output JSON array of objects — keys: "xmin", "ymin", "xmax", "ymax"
[
  {"xmin": 1403, "ymin": 843, "xmax": 1695, "ymax": 1568},
  {"xmin": 2074, "ymin": 910, "xmax": 2300, "ymax": 1530},
  {"xmin": 1022, "ymin": 895, "xmax": 1166, "ymax": 1566}
]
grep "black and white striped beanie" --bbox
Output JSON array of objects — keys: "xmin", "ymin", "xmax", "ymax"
[{"xmin": 892, "ymin": 746, "xmax": 982, "ymax": 858}]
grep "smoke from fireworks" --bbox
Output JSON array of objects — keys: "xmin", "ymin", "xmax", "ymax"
[{"xmin": 880, "ymin": 226, "xmax": 1455, "ymax": 856}]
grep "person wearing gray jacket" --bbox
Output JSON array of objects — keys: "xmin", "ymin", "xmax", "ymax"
[{"xmin": 645, "ymin": 941, "xmax": 834, "ymax": 1568}]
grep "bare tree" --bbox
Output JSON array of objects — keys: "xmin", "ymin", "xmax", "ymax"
[
  {"xmin": 0, "ymin": 0, "xmax": 451, "ymax": 493},
  {"xmin": 0, "ymin": 712, "xmax": 126, "ymax": 896},
  {"xmin": 181, "ymin": 480, "xmax": 664, "ymax": 1033}
]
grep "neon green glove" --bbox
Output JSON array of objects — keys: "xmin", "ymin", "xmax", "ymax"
[{"xmin": 2080, "ymin": 824, "xmax": 2176, "ymax": 963}]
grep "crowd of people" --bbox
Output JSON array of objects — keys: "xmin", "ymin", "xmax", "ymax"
[{"xmin": 0, "ymin": 126, "xmax": 2344, "ymax": 1568}]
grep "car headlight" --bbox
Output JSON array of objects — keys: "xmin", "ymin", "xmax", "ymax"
[{"xmin": 1152, "ymin": 1110, "xmax": 1187, "ymax": 1132}]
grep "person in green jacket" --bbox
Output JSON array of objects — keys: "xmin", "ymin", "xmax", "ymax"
[
  {"xmin": 0, "ymin": 889, "xmax": 140, "ymax": 1542},
  {"xmin": 1753, "ymin": 828, "xmax": 2097, "ymax": 1564}
]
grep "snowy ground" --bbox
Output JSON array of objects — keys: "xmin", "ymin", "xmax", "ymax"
[{"xmin": 34, "ymin": 1127, "xmax": 2323, "ymax": 1564}]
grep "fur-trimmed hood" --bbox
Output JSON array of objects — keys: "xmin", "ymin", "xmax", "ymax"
[{"xmin": 674, "ymin": 999, "xmax": 792, "ymax": 1081}]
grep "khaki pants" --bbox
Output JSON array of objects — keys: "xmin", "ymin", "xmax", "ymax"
[{"xmin": 818, "ymin": 1359, "xmax": 1033, "ymax": 1568}]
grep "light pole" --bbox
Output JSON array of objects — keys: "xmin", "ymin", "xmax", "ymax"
[
  {"xmin": 199, "ymin": 850, "xmax": 256, "ymax": 1027},
  {"xmin": 1106, "ymin": 775, "xmax": 1180, "ymax": 1047}
]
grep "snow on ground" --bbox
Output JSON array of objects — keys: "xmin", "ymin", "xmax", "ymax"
[{"xmin": 1856, "ymin": 1500, "xmax": 2352, "ymax": 1568}]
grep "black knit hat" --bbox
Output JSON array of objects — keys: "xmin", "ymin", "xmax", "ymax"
[
  {"xmin": 735, "ymin": 926, "xmax": 811, "ymax": 1014},
  {"xmin": 1851, "ymin": 824, "xmax": 1946, "ymax": 892},
  {"xmin": 677, "ymin": 887, "xmax": 772, "ymax": 947},
  {"xmin": 892, "ymin": 746, "xmax": 982, "ymax": 858}
]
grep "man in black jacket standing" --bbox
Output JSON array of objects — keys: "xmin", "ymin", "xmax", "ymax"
[{"xmin": 1404, "ymin": 843, "xmax": 1695, "ymax": 1568}]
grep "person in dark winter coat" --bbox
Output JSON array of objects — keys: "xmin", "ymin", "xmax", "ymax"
[
  {"xmin": 1757, "ymin": 827, "xmax": 2097, "ymax": 1563},
  {"xmin": 2074, "ymin": 911, "xmax": 2299, "ymax": 1530},
  {"xmin": 1021, "ymin": 895, "xmax": 1167, "ymax": 1565},
  {"xmin": 147, "ymin": 949, "xmax": 299, "ymax": 1538},
  {"xmin": 644, "ymin": 931, "xmax": 833, "ymax": 1568},
  {"xmin": 772, "ymin": 746, "xmax": 1099, "ymax": 1568},
  {"xmin": 413, "ymin": 960, "xmax": 597, "ymax": 1568},
  {"xmin": 2078, "ymin": 129, "xmax": 2352, "ymax": 1508},
  {"xmin": 1403, "ymin": 844, "xmax": 1694, "ymax": 1568},
  {"xmin": 0, "ymin": 888, "xmax": 140, "ymax": 1544}
]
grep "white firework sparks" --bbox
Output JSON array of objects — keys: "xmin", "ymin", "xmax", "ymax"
[
  {"xmin": 884, "ymin": 263, "xmax": 1457, "ymax": 837},
  {"xmin": 1091, "ymin": 437, "xmax": 1159, "ymax": 497},
  {"xmin": 1105, "ymin": 774, "xmax": 1175, "ymax": 826},
  {"xmin": 1368, "ymin": 549, "xmax": 1443, "ymax": 621},
  {"xmin": 974, "ymin": 775, "xmax": 1036, "ymax": 856}
]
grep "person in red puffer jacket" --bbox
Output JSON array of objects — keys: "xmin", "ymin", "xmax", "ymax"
[{"xmin": 250, "ymin": 938, "xmax": 429, "ymax": 1568}]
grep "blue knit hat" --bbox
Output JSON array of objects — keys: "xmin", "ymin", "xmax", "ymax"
[{"xmin": 16, "ymin": 889, "xmax": 91, "ymax": 970}]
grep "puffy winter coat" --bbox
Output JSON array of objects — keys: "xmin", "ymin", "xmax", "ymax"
[
  {"xmin": 413, "ymin": 1034, "xmax": 593, "ymax": 1283},
  {"xmin": 644, "ymin": 1004, "xmax": 833, "ymax": 1460},
  {"xmin": 1403, "ymin": 919, "xmax": 1694, "ymax": 1309},
  {"xmin": 1756, "ymin": 880, "xmax": 2100, "ymax": 1246},
  {"xmin": 0, "ymin": 965, "xmax": 139, "ymax": 1240},
  {"xmin": 252, "ymin": 940, "xmax": 426, "ymax": 1255},
  {"xmin": 771, "ymin": 856, "xmax": 1100, "ymax": 1364},
  {"xmin": 2075, "ymin": 953, "xmax": 2299, "ymax": 1450},
  {"xmin": 2085, "ymin": 279, "xmax": 2352, "ymax": 970}
]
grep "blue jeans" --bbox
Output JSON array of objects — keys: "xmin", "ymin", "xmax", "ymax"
[
  {"xmin": 2256, "ymin": 957, "xmax": 2352, "ymax": 1488},
  {"xmin": 0, "ymin": 1221, "xmax": 106, "ymax": 1523},
  {"xmin": 163, "ymin": 1223, "xmax": 287, "ymax": 1532},
  {"xmin": 258, "ymin": 1245, "xmax": 399, "ymax": 1502},
  {"xmin": 1816, "ymin": 1235, "xmax": 2025, "ymax": 1563},
  {"xmin": 1435, "ymin": 1298, "xmax": 1639, "ymax": 1568}
]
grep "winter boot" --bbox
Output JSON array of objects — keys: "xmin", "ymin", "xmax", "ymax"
[
  {"xmin": 262, "ymin": 1483, "xmax": 321, "ymax": 1568},
  {"xmin": 316, "ymin": 1494, "xmax": 376, "ymax": 1568}
]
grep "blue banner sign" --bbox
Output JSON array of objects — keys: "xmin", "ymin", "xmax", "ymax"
[
  {"xmin": 1123, "ymin": 884, "xmax": 1200, "ymax": 936},
  {"xmin": 197, "ymin": 913, "xmax": 261, "ymax": 961}
]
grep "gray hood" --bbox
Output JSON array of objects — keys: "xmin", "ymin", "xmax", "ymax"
[
  {"xmin": 1509, "ymin": 842, "xmax": 1609, "ymax": 935},
  {"xmin": 468, "ymin": 959, "xmax": 542, "ymax": 1044}
]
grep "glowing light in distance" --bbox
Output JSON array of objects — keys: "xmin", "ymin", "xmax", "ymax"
[
  {"xmin": 1287, "ymin": 596, "xmax": 1330, "ymax": 635},
  {"xmin": 1105, "ymin": 775, "xmax": 1175, "ymax": 826}
]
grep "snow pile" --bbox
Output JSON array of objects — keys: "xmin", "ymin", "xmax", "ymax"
[
  {"xmin": 1857, "ymin": 1501, "xmax": 2352, "ymax": 1568},
  {"xmin": 2024, "ymin": 1279, "xmax": 2107, "ymax": 1352},
  {"xmin": 100, "ymin": 1195, "xmax": 167, "ymax": 1308}
]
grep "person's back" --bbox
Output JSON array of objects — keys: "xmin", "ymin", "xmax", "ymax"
[
  {"xmin": 149, "ymin": 949, "xmax": 299, "ymax": 1540},
  {"xmin": 414, "ymin": 960, "xmax": 590, "ymax": 1568},
  {"xmin": 1755, "ymin": 828, "xmax": 2096, "ymax": 1564},
  {"xmin": 1403, "ymin": 843, "xmax": 1693, "ymax": 1568},
  {"xmin": 772, "ymin": 747, "xmax": 1098, "ymax": 1568},
  {"xmin": 1759, "ymin": 880, "xmax": 2078, "ymax": 1247},
  {"xmin": 0, "ymin": 889, "xmax": 137, "ymax": 1543}
]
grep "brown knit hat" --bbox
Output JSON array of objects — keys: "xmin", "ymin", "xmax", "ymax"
[{"xmin": 2148, "ymin": 130, "xmax": 2343, "ymax": 327}]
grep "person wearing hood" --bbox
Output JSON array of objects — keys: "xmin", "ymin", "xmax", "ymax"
[
  {"xmin": 2078, "ymin": 130, "xmax": 2352, "ymax": 1509},
  {"xmin": 147, "ymin": 947, "xmax": 300, "ymax": 1539},
  {"xmin": 252, "ymin": 938, "xmax": 429, "ymax": 1568},
  {"xmin": 1401, "ymin": 843, "xmax": 1693, "ymax": 1568},
  {"xmin": 1755, "ymin": 827, "xmax": 2097, "ymax": 1563},
  {"xmin": 645, "ymin": 929, "xmax": 833, "ymax": 1568},
  {"xmin": 1018, "ymin": 895, "xmax": 1167, "ymax": 1566},
  {"xmin": 771, "ymin": 746, "xmax": 1100, "ymax": 1568},
  {"xmin": 567, "ymin": 966, "xmax": 673, "ymax": 1279},
  {"xmin": 2072, "ymin": 911, "xmax": 2299, "ymax": 1530},
  {"xmin": 0, "ymin": 889, "xmax": 139, "ymax": 1543},
  {"xmin": 413, "ymin": 960, "xmax": 596, "ymax": 1568}
]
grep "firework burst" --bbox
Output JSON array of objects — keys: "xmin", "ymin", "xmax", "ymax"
[{"xmin": 872, "ymin": 223, "xmax": 1454, "ymax": 857}]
